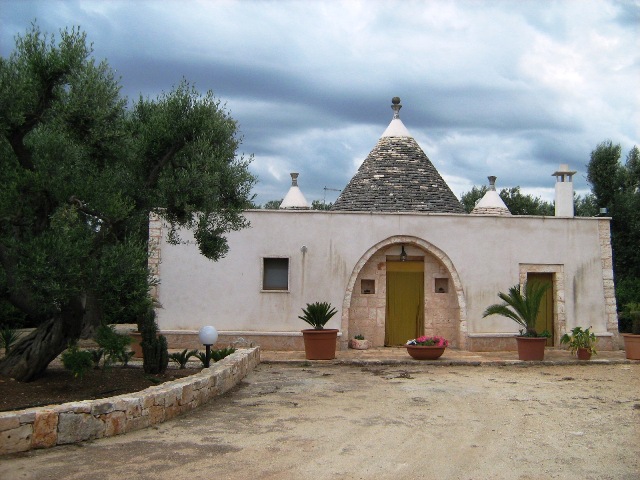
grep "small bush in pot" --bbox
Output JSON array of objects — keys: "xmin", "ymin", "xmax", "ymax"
[
  {"xmin": 299, "ymin": 302, "xmax": 339, "ymax": 360},
  {"xmin": 483, "ymin": 282, "xmax": 550, "ymax": 360},
  {"xmin": 298, "ymin": 302, "xmax": 338, "ymax": 330},
  {"xmin": 560, "ymin": 326, "xmax": 597, "ymax": 359}
]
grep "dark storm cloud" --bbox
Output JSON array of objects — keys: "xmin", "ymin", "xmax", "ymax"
[{"xmin": 1, "ymin": 0, "xmax": 637, "ymax": 204}]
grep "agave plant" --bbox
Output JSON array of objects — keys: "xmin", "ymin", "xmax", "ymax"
[
  {"xmin": 298, "ymin": 302, "xmax": 338, "ymax": 330},
  {"xmin": 169, "ymin": 349, "xmax": 198, "ymax": 369},
  {"xmin": 482, "ymin": 282, "xmax": 550, "ymax": 337}
]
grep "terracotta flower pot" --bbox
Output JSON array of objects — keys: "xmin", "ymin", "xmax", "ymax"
[
  {"xmin": 302, "ymin": 329, "xmax": 339, "ymax": 360},
  {"xmin": 349, "ymin": 338, "xmax": 371, "ymax": 350},
  {"xmin": 621, "ymin": 334, "xmax": 640, "ymax": 360},
  {"xmin": 406, "ymin": 345, "xmax": 446, "ymax": 360},
  {"xmin": 515, "ymin": 337, "xmax": 546, "ymax": 361},
  {"xmin": 130, "ymin": 332, "xmax": 143, "ymax": 358},
  {"xmin": 577, "ymin": 347, "xmax": 592, "ymax": 360}
]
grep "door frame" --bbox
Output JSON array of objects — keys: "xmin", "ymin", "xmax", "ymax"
[{"xmin": 520, "ymin": 264, "xmax": 565, "ymax": 347}]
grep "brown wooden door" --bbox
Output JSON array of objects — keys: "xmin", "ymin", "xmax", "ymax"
[
  {"xmin": 527, "ymin": 272, "xmax": 554, "ymax": 346},
  {"xmin": 385, "ymin": 261, "xmax": 424, "ymax": 346}
]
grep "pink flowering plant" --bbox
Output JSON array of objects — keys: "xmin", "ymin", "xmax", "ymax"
[{"xmin": 406, "ymin": 335, "xmax": 449, "ymax": 347}]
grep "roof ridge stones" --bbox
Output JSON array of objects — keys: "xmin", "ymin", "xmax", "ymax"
[{"xmin": 331, "ymin": 98, "xmax": 465, "ymax": 213}]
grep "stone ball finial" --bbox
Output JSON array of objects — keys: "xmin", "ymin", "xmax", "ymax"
[{"xmin": 392, "ymin": 97, "xmax": 401, "ymax": 105}]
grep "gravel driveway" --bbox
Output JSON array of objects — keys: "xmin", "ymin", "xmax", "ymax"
[{"xmin": 1, "ymin": 362, "xmax": 638, "ymax": 480}]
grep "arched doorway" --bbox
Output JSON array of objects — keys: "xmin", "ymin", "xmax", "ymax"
[{"xmin": 341, "ymin": 236, "xmax": 467, "ymax": 349}]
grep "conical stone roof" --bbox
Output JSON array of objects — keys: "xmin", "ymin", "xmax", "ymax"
[{"xmin": 331, "ymin": 98, "xmax": 465, "ymax": 213}]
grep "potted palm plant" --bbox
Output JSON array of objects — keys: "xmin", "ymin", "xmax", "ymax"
[
  {"xmin": 299, "ymin": 301, "xmax": 338, "ymax": 360},
  {"xmin": 621, "ymin": 302, "xmax": 640, "ymax": 360},
  {"xmin": 560, "ymin": 326, "xmax": 597, "ymax": 360},
  {"xmin": 483, "ymin": 282, "xmax": 551, "ymax": 361}
]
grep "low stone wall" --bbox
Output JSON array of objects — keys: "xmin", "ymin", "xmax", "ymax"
[{"xmin": 0, "ymin": 347, "xmax": 260, "ymax": 455}]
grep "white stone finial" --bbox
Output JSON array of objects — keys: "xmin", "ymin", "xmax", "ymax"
[
  {"xmin": 290, "ymin": 172, "xmax": 299, "ymax": 186},
  {"xmin": 488, "ymin": 176, "xmax": 497, "ymax": 191}
]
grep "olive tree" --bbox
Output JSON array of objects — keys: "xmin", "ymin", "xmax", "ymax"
[{"xmin": 0, "ymin": 25, "xmax": 255, "ymax": 381}]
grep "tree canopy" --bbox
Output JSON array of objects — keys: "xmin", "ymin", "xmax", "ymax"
[
  {"xmin": 460, "ymin": 186, "xmax": 555, "ymax": 215},
  {"xmin": 0, "ymin": 25, "xmax": 255, "ymax": 380},
  {"xmin": 587, "ymin": 141, "xmax": 640, "ymax": 312}
]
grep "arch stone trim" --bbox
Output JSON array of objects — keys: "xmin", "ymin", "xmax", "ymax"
[{"xmin": 340, "ymin": 235, "xmax": 468, "ymax": 349}]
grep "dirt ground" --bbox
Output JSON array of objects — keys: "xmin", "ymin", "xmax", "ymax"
[
  {"xmin": 1, "ymin": 362, "xmax": 638, "ymax": 480},
  {"xmin": 0, "ymin": 365, "xmax": 201, "ymax": 412}
]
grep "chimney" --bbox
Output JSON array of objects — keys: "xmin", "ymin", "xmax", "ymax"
[{"xmin": 552, "ymin": 164, "xmax": 577, "ymax": 217}]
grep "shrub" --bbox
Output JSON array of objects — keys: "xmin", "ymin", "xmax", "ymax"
[
  {"xmin": 0, "ymin": 326, "xmax": 22, "ymax": 355},
  {"xmin": 95, "ymin": 325, "xmax": 133, "ymax": 367},
  {"xmin": 169, "ymin": 349, "xmax": 198, "ymax": 369},
  {"xmin": 62, "ymin": 342, "xmax": 93, "ymax": 379}
]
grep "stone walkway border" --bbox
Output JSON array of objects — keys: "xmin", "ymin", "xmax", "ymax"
[{"xmin": 0, "ymin": 347, "xmax": 260, "ymax": 455}]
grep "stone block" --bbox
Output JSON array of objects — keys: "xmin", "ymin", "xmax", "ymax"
[
  {"xmin": 31, "ymin": 410, "xmax": 58, "ymax": 449},
  {"xmin": 18, "ymin": 411, "xmax": 37, "ymax": 424},
  {"xmin": 125, "ymin": 415, "xmax": 149, "ymax": 433},
  {"xmin": 57, "ymin": 413, "xmax": 104, "ymax": 444},
  {"xmin": 0, "ymin": 415, "xmax": 20, "ymax": 432},
  {"xmin": 102, "ymin": 411, "xmax": 127, "ymax": 436},
  {"xmin": 148, "ymin": 405, "xmax": 165, "ymax": 425},
  {"xmin": 91, "ymin": 401, "xmax": 115, "ymax": 416},
  {"xmin": 65, "ymin": 402, "xmax": 92, "ymax": 414},
  {"xmin": 0, "ymin": 424, "xmax": 32, "ymax": 455}
]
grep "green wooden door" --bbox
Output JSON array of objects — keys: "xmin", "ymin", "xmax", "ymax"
[
  {"xmin": 385, "ymin": 261, "xmax": 424, "ymax": 346},
  {"xmin": 528, "ymin": 273, "xmax": 554, "ymax": 346}
]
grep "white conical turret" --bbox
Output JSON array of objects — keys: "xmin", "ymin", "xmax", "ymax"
[
  {"xmin": 471, "ymin": 176, "xmax": 511, "ymax": 216},
  {"xmin": 280, "ymin": 173, "xmax": 310, "ymax": 209}
]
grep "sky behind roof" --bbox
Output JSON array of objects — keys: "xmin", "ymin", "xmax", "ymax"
[{"xmin": 2, "ymin": 0, "xmax": 639, "ymax": 206}]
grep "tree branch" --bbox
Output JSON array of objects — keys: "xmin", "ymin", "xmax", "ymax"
[{"xmin": 145, "ymin": 143, "xmax": 181, "ymax": 189}]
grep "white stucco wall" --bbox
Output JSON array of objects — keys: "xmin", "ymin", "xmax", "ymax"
[{"xmin": 154, "ymin": 210, "xmax": 611, "ymax": 339}]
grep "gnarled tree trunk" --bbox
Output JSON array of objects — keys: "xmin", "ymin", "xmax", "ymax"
[{"xmin": 0, "ymin": 297, "xmax": 85, "ymax": 382}]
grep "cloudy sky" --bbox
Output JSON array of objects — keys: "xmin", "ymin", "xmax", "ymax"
[{"xmin": 2, "ymin": 0, "xmax": 639, "ymax": 206}]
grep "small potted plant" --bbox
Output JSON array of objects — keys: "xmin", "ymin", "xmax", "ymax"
[
  {"xmin": 299, "ymin": 301, "xmax": 339, "ymax": 360},
  {"xmin": 483, "ymin": 282, "xmax": 551, "ymax": 361},
  {"xmin": 560, "ymin": 326, "xmax": 597, "ymax": 360},
  {"xmin": 621, "ymin": 302, "xmax": 640, "ymax": 360},
  {"xmin": 349, "ymin": 334, "xmax": 371, "ymax": 350},
  {"xmin": 405, "ymin": 335, "xmax": 449, "ymax": 360}
]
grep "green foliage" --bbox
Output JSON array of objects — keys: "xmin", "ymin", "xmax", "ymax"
[
  {"xmin": 0, "ymin": 24, "xmax": 255, "ymax": 379},
  {"xmin": 195, "ymin": 350, "xmax": 209, "ymax": 367},
  {"xmin": 90, "ymin": 348, "xmax": 104, "ymax": 369},
  {"xmin": 460, "ymin": 186, "xmax": 554, "ymax": 215},
  {"xmin": 117, "ymin": 350, "xmax": 135, "ymax": 367},
  {"xmin": 311, "ymin": 200, "xmax": 333, "ymax": 210},
  {"xmin": 139, "ymin": 309, "xmax": 168, "ymax": 374},
  {"xmin": 482, "ymin": 283, "xmax": 550, "ymax": 337},
  {"xmin": 0, "ymin": 326, "xmax": 22, "ymax": 354},
  {"xmin": 94, "ymin": 325, "xmax": 132, "ymax": 367},
  {"xmin": 586, "ymin": 141, "xmax": 640, "ymax": 326},
  {"xmin": 354, "ymin": 334, "xmax": 365, "ymax": 340},
  {"xmin": 560, "ymin": 326, "xmax": 597, "ymax": 355},
  {"xmin": 211, "ymin": 347, "xmax": 236, "ymax": 362},
  {"xmin": 169, "ymin": 349, "xmax": 198, "ymax": 369},
  {"xmin": 61, "ymin": 342, "xmax": 93, "ymax": 379},
  {"xmin": 298, "ymin": 302, "xmax": 338, "ymax": 330},
  {"xmin": 262, "ymin": 199, "xmax": 283, "ymax": 209},
  {"xmin": 194, "ymin": 347, "xmax": 236, "ymax": 367},
  {"xmin": 619, "ymin": 303, "xmax": 640, "ymax": 335}
]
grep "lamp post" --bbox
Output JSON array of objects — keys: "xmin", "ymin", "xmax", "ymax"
[{"xmin": 198, "ymin": 325, "xmax": 218, "ymax": 368}]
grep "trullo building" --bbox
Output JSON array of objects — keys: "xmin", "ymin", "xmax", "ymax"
[{"xmin": 150, "ymin": 98, "xmax": 619, "ymax": 352}]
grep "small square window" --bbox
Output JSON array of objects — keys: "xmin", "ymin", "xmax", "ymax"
[
  {"xmin": 361, "ymin": 279, "xmax": 375, "ymax": 294},
  {"xmin": 435, "ymin": 278, "xmax": 448, "ymax": 293},
  {"xmin": 263, "ymin": 258, "xmax": 289, "ymax": 291}
]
